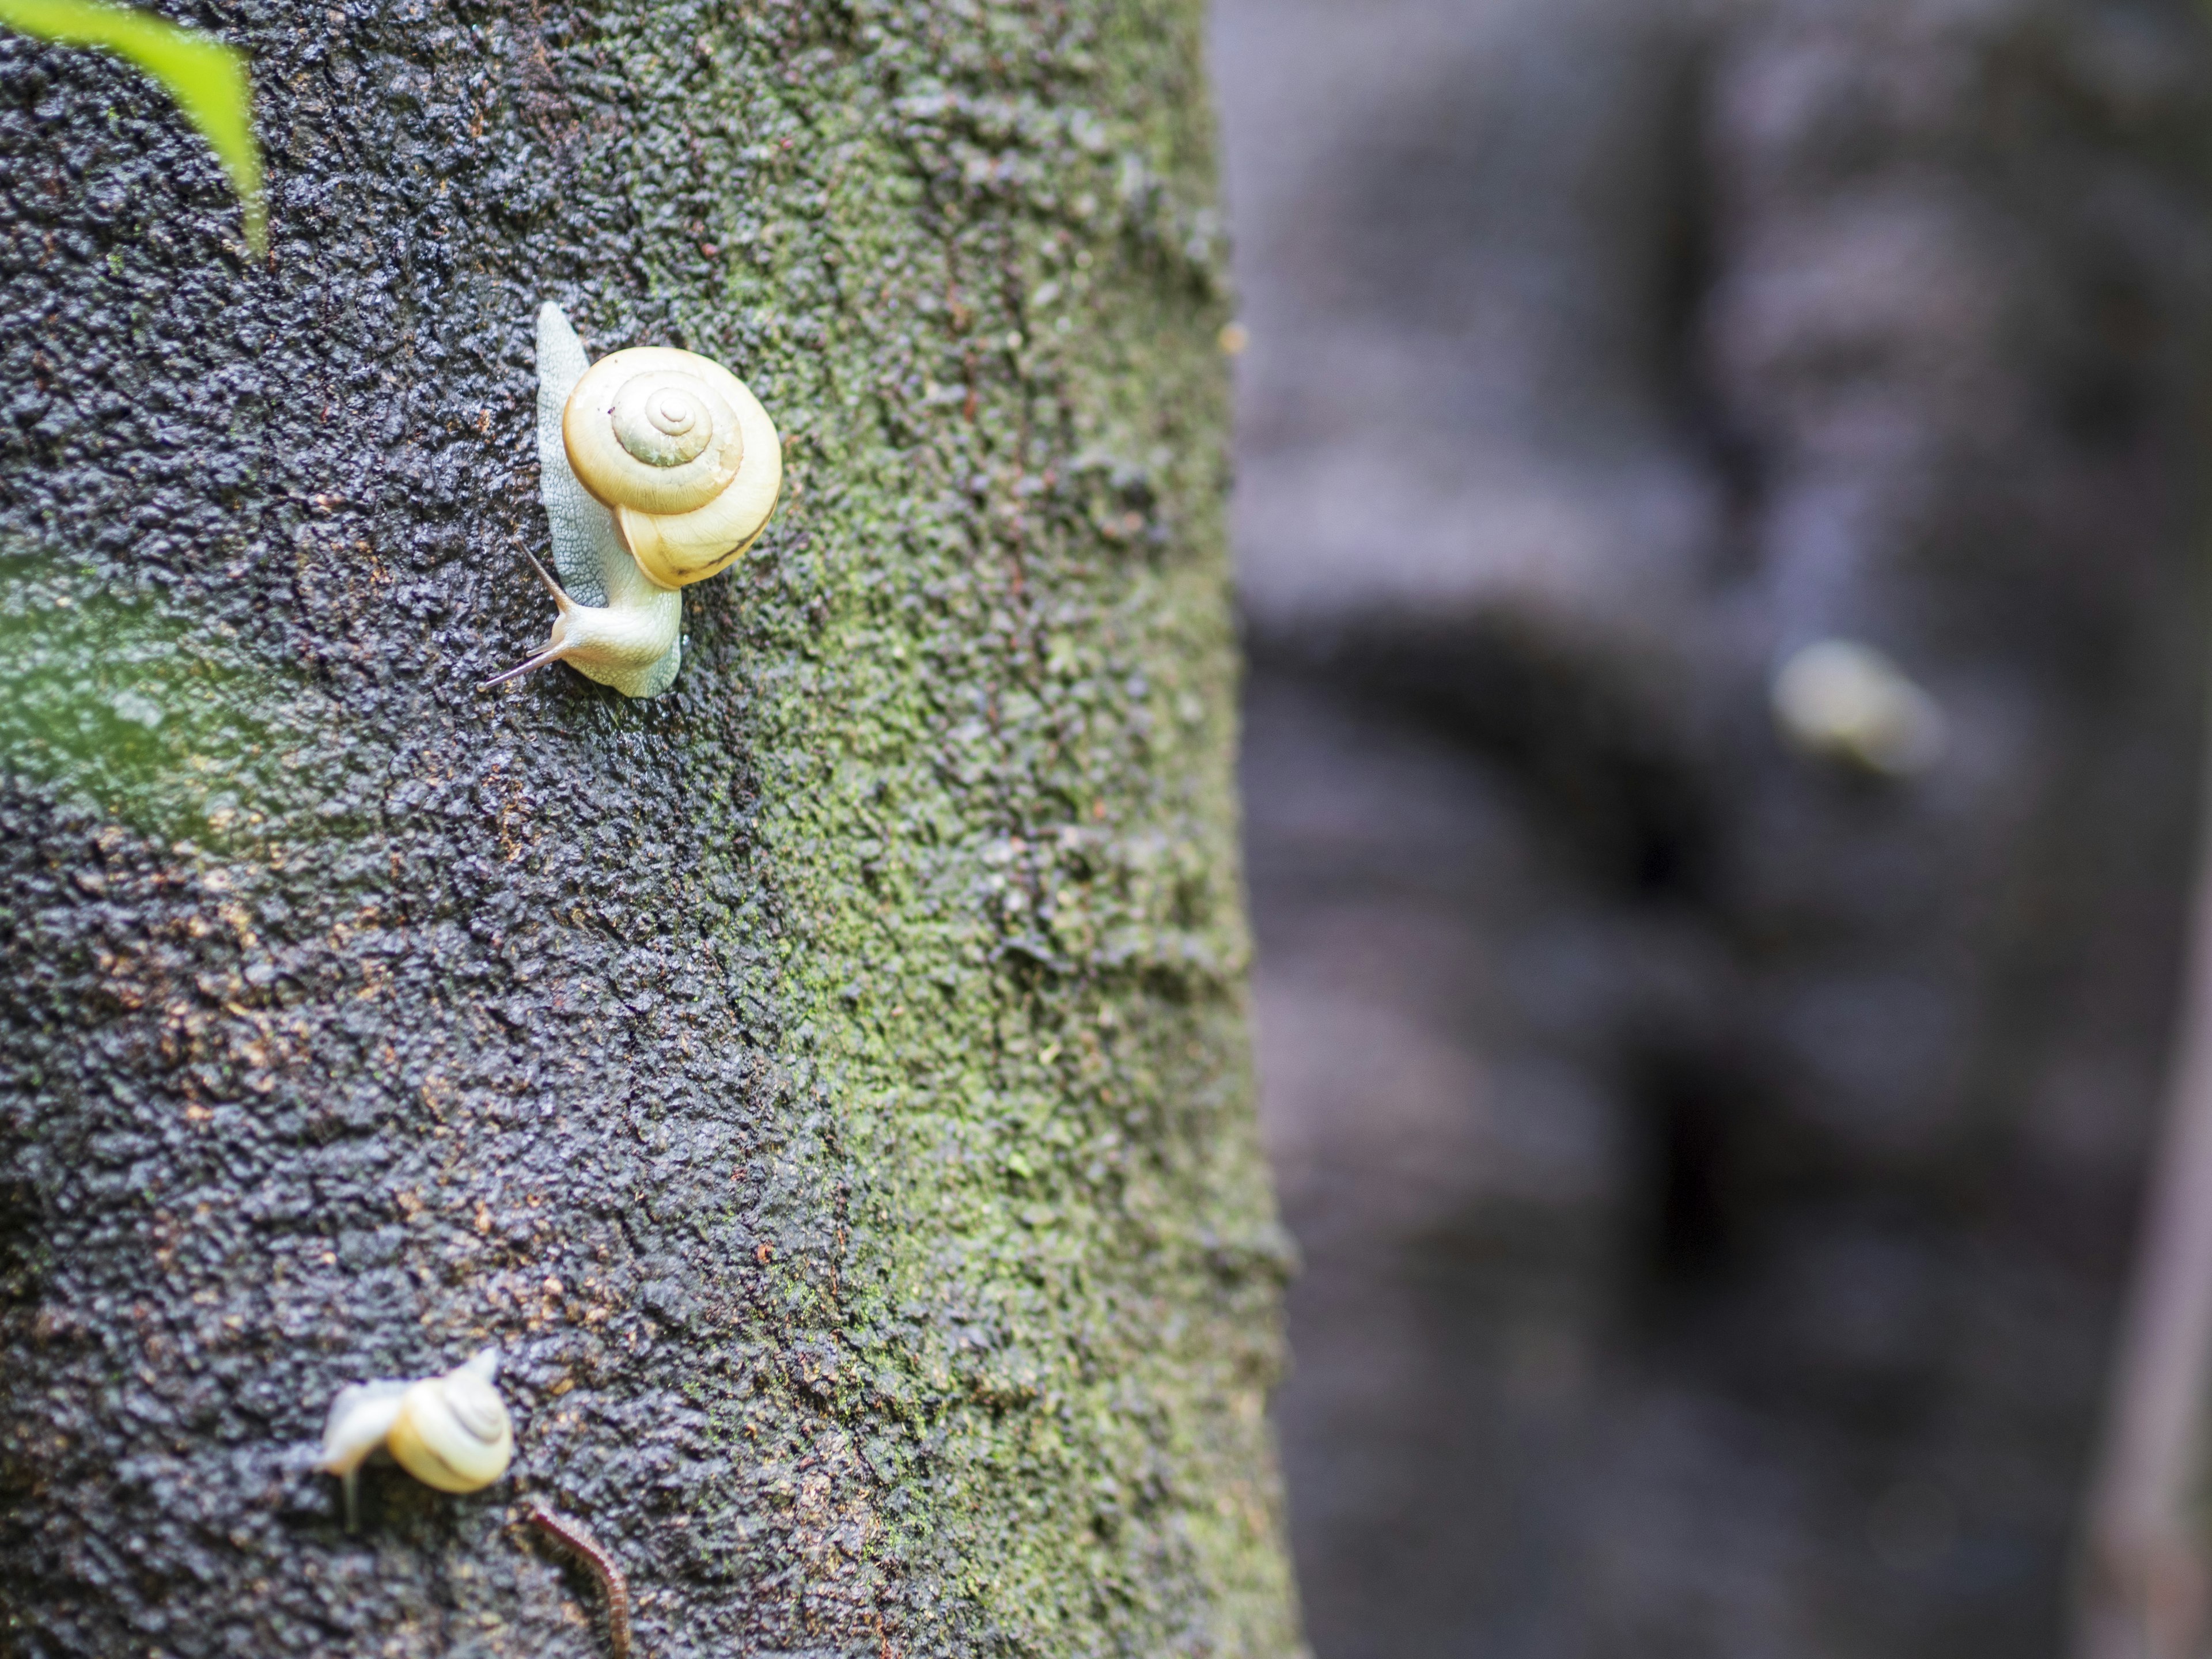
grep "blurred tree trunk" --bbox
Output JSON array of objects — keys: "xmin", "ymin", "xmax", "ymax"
[
  {"xmin": 1219, "ymin": 0, "xmax": 2212, "ymax": 1653},
  {"xmin": 0, "ymin": 3, "xmax": 1301, "ymax": 1656}
]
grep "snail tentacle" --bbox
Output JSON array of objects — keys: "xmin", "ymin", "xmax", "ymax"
[{"xmin": 479, "ymin": 544, "xmax": 678, "ymax": 692}]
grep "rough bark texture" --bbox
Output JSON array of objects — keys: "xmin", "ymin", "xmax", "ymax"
[
  {"xmin": 0, "ymin": 4, "xmax": 1300, "ymax": 1657},
  {"xmin": 1214, "ymin": 0, "xmax": 2212, "ymax": 1653}
]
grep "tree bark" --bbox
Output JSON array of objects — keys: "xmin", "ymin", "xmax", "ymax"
[{"xmin": 0, "ymin": 3, "xmax": 1301, "ymax": 1656}]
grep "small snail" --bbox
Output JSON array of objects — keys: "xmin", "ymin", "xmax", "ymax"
[
  {"xmin": 318, "ymin": 1347, "xmax": 514, "ymax": 1528},
  {"xmin": 481, "ymin": 302, "xmax": 783, "ymax": 699},
  {"xmin": 1771, "ymin": 638, "xmax": 1947, "ymax": 778}
]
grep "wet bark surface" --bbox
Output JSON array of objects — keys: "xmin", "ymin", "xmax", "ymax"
[
  {"xmin": 0, "ymin": 3, "xmax": 1301, "ymax": 1655},
  {"xmin": 1215, "ymin": 0, "xmax": 2212, "ymax": 1653}
]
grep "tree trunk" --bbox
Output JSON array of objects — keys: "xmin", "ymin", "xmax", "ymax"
[{"xmin": 0, "ymin": 3, "xmax": 1301, "ymax": 1656}]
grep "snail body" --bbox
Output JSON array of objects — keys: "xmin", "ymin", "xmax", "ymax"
[
  {"xmin": 318, "ymin": 1347, "xmax": 514, "ymax": 1528},
  {"xmin": 317, "ymin": 1380, "xmax": 406, "ymax": 1484},
  {"xmin": 482, "ymin": 304, "xmax": 782, "ymax": 699}
]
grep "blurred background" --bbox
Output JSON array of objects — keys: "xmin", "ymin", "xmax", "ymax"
[{"xmin": 1209, "ymin": 0, "xmax": 2212, "ymax": 1653}]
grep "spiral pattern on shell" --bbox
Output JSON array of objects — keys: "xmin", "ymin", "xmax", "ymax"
[
  {"xmin": 385, "ymin": 1349, "xmax": 515, "ymax": 1494},
  {"xmin": 563, "ymin": 345, "xmax": 782, "ymax": 590}
]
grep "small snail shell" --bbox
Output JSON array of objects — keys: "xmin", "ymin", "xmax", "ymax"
[
  {"xmin": 387, "ymin": 1347, "xmax": 516, "ymax": 1493},
  {"xmin": 481, "ymin": 304, "xmax": 781, "ymax": 699},
  {"xmin": 317, "ymin": 1347, "xmax": 513, "ymax": 1527},
  {"xmin": 1771, "ymin": 638, "xmax": 1946, "ymax": 778},
  {"xmin": 564, "ymin": 346, "xmax": 782, "ymax": 590}
]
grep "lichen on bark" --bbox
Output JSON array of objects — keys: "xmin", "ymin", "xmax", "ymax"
[{"xmin": 0, "ymin": 1, "xmax": 1302, "ymax": 1654}]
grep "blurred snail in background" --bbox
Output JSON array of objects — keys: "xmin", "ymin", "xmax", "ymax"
[
  {"xmin": 318, "ymin": 1347, "xmax": 514, "ymax": 1529},
  {"xmin": 482, "ymin": 302, "xmax": 783, "ymax": 699},
  {"xmin": 1771, "ymin": 638, "xmax": 1946, "ymax": 779}
]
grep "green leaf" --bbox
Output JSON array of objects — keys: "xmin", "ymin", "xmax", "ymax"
[{"xmin": 0, "ymin": 0, "xmax": 263, "ymax": 255}]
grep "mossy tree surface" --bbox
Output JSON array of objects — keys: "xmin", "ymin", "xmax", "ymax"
[{"xmin": 0, "ymin": 2, "xmax": 1301, "ymax": 1654}]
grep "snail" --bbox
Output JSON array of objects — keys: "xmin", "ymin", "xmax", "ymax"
[
  {"xmin": 317, "ymin": 1347, "xmax": 514, "ymax": 1528},
  {"xmin": 1771, "ymin": 638, "xmax": 1947, "ymax": 778},
  {"xmin": 481, "ymin": 302, "xmax": 783, "ymax": 699}
]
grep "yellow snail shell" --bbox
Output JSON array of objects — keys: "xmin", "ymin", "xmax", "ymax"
[
  {"xmin": 317, "ymin": 1347, "xmax": 514, "ymax": 1525},
  {"xmin": 386, "ymin": 1348, "xmax": 516, "ymax": 1493},
  {"xmin": 563, "ymin": 345, "xmax": 782, "ymax": 591}
]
